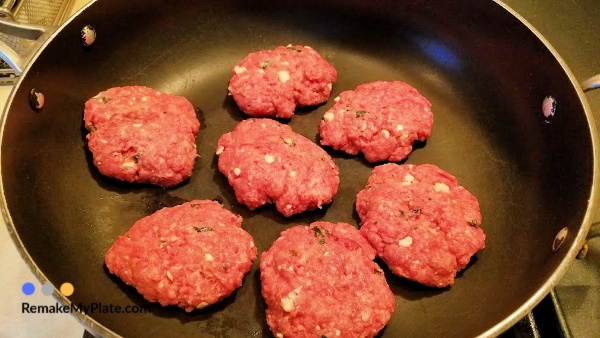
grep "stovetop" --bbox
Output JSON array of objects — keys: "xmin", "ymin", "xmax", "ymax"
[{"xmin": 0, "ymin": 1, "xmax": 598, "ymax": 337}]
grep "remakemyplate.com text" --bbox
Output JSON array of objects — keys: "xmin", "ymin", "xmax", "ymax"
[{"xmin": 22, "ymin": 302, "xmax": 150, "ymax": 315}]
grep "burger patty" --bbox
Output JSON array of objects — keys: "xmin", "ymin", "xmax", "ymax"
[
  {"xmin": 228, "ymin": 44, "xmax": 337, "ymax": 118},
  {"xmin": 104, "ymin": 200, "xmax": 257, "ymax": 312},
  {"xmin": 356, "ymin": 163, "xmax": 485, "ymax": 287},
  {"xmin": 260, "ymin": 222, "xmax": 396, "ymax": 338},
  {"xmin": 216, "ymin": 118, "xmax": 339, "ymax": 217},
  {"xmin": 84, "ymin": 86, "xmax": 200, "ymax": 187},
  {"xmin": 319, "ymin": 81, "xmax": 433, "ymax": 163}
]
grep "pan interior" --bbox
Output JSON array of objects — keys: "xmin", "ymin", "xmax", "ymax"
[{"xmin": 0, "ymin": 0, "xmax": 594, "ymax": 337}]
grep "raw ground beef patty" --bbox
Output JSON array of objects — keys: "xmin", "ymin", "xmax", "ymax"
[
  {"xmin": 104, "ymin": 200, "xmax": 257, "ymax": 312},
  {"xmin": 319, "ymin": 81, "xmax": 433, "ymax": 163},
  {"xmin": 228, "ymin": 44, "xmax": 337, "ymax": 118},
  {"xmin": 260, "ymin": 222, "xmax": 395, "ymax": 338},
  {"xmin": 216, "ymin": 118, "xmax": 339, "ymax": 217},
  {"xmin": 356, "ymin": 164, "xmax": 485, "ymax": 287},
  {"xmin": 84, "ymin": 86, "xmax": 200, "ymax": 187}
]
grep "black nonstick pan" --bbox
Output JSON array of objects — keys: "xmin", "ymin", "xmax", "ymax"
[{"xmin": 1, "ymin": 0, "xmax": 598, "ymax": 337}]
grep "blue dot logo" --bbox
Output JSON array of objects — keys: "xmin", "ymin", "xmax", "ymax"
[{"xmin": 22, "ymin": 282, "xmax": 35, "ymax": 295}]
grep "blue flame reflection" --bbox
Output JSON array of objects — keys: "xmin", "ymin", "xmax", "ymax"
[{"xmin": 416, "ymin": 38, "xmax": 462, "ymax": 70}]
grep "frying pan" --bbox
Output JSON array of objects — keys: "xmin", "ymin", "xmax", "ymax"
[{"xmin": 1, "ymin": 0, "xmax": 598, "ymax": 337}]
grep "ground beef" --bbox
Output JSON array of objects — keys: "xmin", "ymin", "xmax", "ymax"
[
  {"xmin": 84, "ymin": 86, "xmax": 200, "ymax": 187},
  {"xmin": 356, "ymin": 163, "xmax": 485, "ymax": 287},
  {"xmin": 216, "ymin": 118, "xmax": 339, "ymax": 217},
  {"xmin": 104, "ymin": 200, "xmax": 257, "ymax": 311},
  {"xmin": 228, "ymin": 44, "xmax": 337, "ymax": 118},
  {"xmin": 260, "ymin": 222, "xmax": 395, "ymax": 338},
  {"xmin": 319, "ymin": 81, "xmax": 433, "ymax": 163}
]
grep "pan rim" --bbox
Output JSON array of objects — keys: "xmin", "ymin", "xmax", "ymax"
[
  {"xmin": 480, "ymin": 1, "xmax": 600, "ymax": 337},
  {"xmin": 0, "ymin": 1, "xmax": 120, "ymax": 337},
  {"xmin": 0, "ymin": 0, "xmax": 597, "ymax": 337}
]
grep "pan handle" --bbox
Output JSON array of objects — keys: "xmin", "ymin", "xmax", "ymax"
[
  {"xmin": 582, "ymin": 74, "xmax": 600, "ymax": 92},
  {"xmin": 581, "ymin": 76, "xmax": 600, "ymax": 239},
  {"xmin": 0, "ymin": 19, "xmax": 56, "ymax": 74}
]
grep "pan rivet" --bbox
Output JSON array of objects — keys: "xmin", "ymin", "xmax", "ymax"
[
  {"xmin": 577, "ymin": 242, "xmax": 588, "ymax": 259},
  {"xmin": 81, "ymin": 25, "xmax": 96, "ymax": 47},
  {"xmin": 29, "ymin": 88, "xmax": 44, "ymax": 111},
  {"xmin": 542, "ymin": 96, "xmax": 556, "ymax": 122},
  {"xmin": 552, "ymin": 227, "xmax": 568, "ymax": 252}
]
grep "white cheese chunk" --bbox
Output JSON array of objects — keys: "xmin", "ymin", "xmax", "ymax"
[
  {"xmin": 264, "ymin": 154, "xmax": 275, "ymax": 164},
  {"xmin": 398, "ymin": 236, "xmax": 413, "ymax": 247},
  {"xmin": 280, "ymin": 297, "xmax": 294, "ymax": 312},
  {"xmin": 278, "ymin": 70, "xmax": 290, "ymax": 83},
  {"xmin": 434, "ymin": 182, "xmax": 450, "ymax": 193}
]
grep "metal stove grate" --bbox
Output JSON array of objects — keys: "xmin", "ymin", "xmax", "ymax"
[{"xmin": 0, "ymin": 0, "xmax": 75, "ymax": 81}]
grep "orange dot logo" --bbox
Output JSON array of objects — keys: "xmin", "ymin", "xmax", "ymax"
[{"xmin": 59, "ymin": 282, "xmax": 74, "ymax": 296}]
